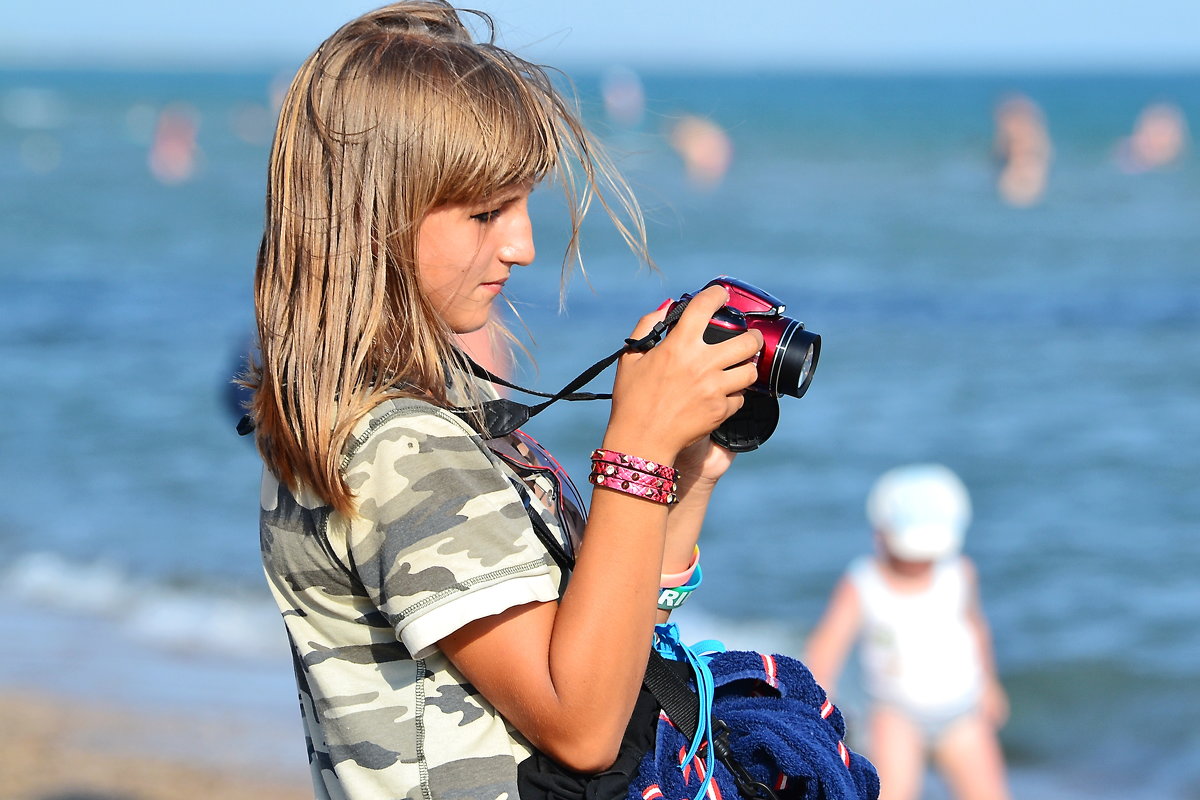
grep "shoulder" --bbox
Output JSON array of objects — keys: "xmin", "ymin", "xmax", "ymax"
[
  {"xmin": 846, "ymin": 554, "xmax": 895, "ymax": 611},
  {"xmin": 934, "ymin": 555, "xmax": 978, "ymax": 603},
  {"xmin": 954, "ymin": 554, "xmax": 981, "ymax": 595},
  {"xmin": 940, "ymin": 554, "xmax": 977, "ymax": 583},
  {"xmin": 846, "ymin": 554, "xmax": 878, "ymax": 587},
  {"xmin": 344, "ymin": 396, "xmax": 480, "ymax": 462},
  {"xmin": 339, "ymin": 397, "xmax": 515, "ymax": 523},
  {"xmin": 341, "ymin": 397, "xmax": 493, "ymax": 482}
]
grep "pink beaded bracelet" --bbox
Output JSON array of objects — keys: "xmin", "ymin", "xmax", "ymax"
[
  {"xmin": 591, "ymin": 462, "xmax": 678, "ymax": 493},
  {"xmin": 588, "ymin": 462, "xmax": 679, "ymax": 505},
  {"xmin": 590, "ymin": 448, "xmax": 678, "ymax": 483},
  {"xmin": 660, "ymin": 545, "xmax": 700, "ymax": 588}
]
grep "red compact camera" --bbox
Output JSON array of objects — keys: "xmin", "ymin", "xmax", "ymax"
[{"xmin": 667, "ymin": 276, "xmax": 820, "ymax": 399}]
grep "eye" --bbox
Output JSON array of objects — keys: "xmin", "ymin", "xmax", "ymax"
[{"xmin": 470, "ymin": 208, "xmax": 502, "ymax": 223}]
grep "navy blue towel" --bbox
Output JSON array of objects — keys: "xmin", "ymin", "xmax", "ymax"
[{"xmin": 628, "ymin": 650, "xmax": 879, "ymax": 800}]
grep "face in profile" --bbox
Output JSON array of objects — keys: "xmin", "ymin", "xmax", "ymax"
[{"xmin": 417, "ymin": 184, "xmax": 535, "ymax": 333}]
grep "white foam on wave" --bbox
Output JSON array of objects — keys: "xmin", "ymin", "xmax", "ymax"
[
  {"xmin": 1, "ymin": 550, "xmax": 286, "ymax": 663},
  {"xmin": 6, "ymin": 551, "xmax": 132, "ymax": 612}
]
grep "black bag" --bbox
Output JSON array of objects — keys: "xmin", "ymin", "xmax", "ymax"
[{"xmin": 515, "ymin": 669, "xmax": 671, "ymax": 800}]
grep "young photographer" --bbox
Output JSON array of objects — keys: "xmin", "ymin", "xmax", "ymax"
[{"xmin": 246, "ymin": 3, "xmax": 763, "ymax": 797}]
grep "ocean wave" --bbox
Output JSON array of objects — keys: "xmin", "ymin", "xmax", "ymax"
[{"xmin": 1, "ymin": 551, "xmax": 285, "ymax": 663}]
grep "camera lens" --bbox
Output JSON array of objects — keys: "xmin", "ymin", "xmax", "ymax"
[{"xmin": 769, "ymin": 319, "xmax": 821, "ymax": 398}]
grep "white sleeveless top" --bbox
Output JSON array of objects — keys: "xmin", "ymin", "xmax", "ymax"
[{"xmin": 848, "ymin": 555, "xmax": 983, "ymax": 715}]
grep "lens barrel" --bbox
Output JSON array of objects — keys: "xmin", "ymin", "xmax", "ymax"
[
  {"xmin": 768, "ymin": 319, "xmax": 821, "ymax": 398},
  {"xmin": 671, "ymin": 279, "xmax": 821, "ymax": 400}
]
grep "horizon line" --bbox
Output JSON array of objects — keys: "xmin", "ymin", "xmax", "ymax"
[{"xmin": 4, "ymin": 57, "xmax": 1200, "ymax": 78}]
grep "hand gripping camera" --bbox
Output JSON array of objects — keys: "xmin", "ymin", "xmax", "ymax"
[
  {"xmin": 663, "ymin": 276, "xmax": 821, "ymax": 451},
  {"xmin": 438, "ymin": 276, "xmax": 819, "ymax": 446}
]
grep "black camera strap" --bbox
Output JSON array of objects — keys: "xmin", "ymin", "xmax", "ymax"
[
  {"xmin": 236, "ymin": 298, "xmax": 693, "ymax": 441},
  {"xmin": 457, "ymin": 299, "xmax": 691, "ymax": 439}
]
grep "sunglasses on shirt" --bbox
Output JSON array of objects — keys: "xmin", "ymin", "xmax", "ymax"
[{"xmin": 485, "ymin": 429, "xmax": 586, "ymax": 560}]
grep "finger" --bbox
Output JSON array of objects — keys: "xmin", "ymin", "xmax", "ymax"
[
  {"xmin": 715, "ymin": 362, "xmax": 760, "ymax": 395},
  {"xmin": 672, "ymin": 284, "xmax": 730, "ymax": 338},
  {"xmin": 722, "ymin": 391, "xmax": 747, "ymax": 420},
  {"xmin": 708, "ymin": 329, "xmax": 764, "ymax": 367},
  {"xmin": 626, "ymin": 299, "xmax": 673, "ymax": 342}
]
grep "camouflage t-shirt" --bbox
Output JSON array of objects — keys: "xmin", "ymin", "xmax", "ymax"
[{"xmin": 260, "ymin": 396, "xmax": 570, "ymax": 800}]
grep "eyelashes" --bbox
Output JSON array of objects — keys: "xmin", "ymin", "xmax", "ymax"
[{"xmin": 470, "ymin": 209, "xmax": 502, "ymax": 223}]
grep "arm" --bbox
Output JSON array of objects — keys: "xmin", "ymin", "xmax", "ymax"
[
  {"xmin": 962, "ymin": 557, "xmax": 1009, "ymax": 727},
  {"xmin": 804, "ymin": 575, "xmax": 862, "ymax": 696},
  {"xmin": 441, "ymin": 286, "xmax": 762, "ymax": 772},
  {"xmin": 655, "ymin": 437, "xmax": 736, "ymax": 623}
]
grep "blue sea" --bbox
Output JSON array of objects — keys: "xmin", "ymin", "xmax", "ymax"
[{"xmin": 1, "ymin": 67, "xmax": 1197, "ymax": 798}]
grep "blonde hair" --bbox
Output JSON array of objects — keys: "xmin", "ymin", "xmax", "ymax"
[{"xmin": 248, "ymin": 1, "xmax": 646, "ymax": 515}]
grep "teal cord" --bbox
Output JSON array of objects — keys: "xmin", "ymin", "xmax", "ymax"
[{"xmin": 653, "ymin": 624, "xmax": 727, "ymax": 800}]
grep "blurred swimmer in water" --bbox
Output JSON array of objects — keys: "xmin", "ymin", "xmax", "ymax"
[
  {"xmin": 1115, "ymin": 101, "xmax": 1189, "ymax": 173},
  {"xmin": 668, "ymin": 114, "xmax": 733, "ymax": 190},
  {"xmin": 601, "ymin": 65, "xmax": 646, "ymax": 129},
  {"xmin": 992, "ymin": 93, "xmax": 1051, "ymax": 208}
]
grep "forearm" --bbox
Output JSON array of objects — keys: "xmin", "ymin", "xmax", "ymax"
[
  {"xmin": 536, "ymin": 442, "xmax": 723, "ymax": 757},
  {"xmin": 804, "ymin": 630, "xmax": 847, "ymax": 691},
  {"xmin": 653, "ymin": 477, "xmax": 714, "ymax": 622},
  {"xmin": 662, "ymin": 477, "xmax": 715, "ymax": 572},
  {"xmin": 523, "ymin": 422, "xmax": 683, "ymax": 765},
  {"xmin": 508, "ymin": 476, "xmax": 695, "ymax": 769}
]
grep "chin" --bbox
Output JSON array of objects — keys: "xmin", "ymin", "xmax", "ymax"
[
  {"xmin": 453, "ymin": 319, "xmax": 488, "ymax": 335},
  {"xmin": 450, "ymin": 314, "xmax": 491, "ymax": 336}
]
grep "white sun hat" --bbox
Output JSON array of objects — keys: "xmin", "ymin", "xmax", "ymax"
[{"xmin": 866, "ymin": 463, "xmax": 972, "ymax": 561}]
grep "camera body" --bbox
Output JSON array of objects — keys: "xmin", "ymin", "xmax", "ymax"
[{"xmin": 667, "ymin": 276, "xmax": 820, "ymax": 399}]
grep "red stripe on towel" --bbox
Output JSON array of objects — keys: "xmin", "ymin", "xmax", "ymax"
[{"xmin": 760, "ymin": 653, "xmax": 779, "ymax": 688}]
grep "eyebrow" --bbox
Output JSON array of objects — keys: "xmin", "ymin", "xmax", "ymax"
[{"xmin": 484, "ymin": 182, "xmax": 534, "ymax": 206}]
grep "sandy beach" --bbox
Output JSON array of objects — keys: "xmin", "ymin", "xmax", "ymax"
[
  {"xmin": 0, "ymin": 690, "xmax": 310, "ymax": 800},
  {"xmin": 0, "ymin": 593, "xmax": 314, "ymax": 800}
]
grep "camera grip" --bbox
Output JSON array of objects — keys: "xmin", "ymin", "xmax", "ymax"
[
  {"xmin": 701, "ymin": 304, "xmax": 748, "ymax": 346},
  {"xmin": 702, "ymin": 314, "xmax": 779, "ymax": 452},
  {"xmin": 702, "ymin": 322, "xmax": 741, "ymax": 346}
]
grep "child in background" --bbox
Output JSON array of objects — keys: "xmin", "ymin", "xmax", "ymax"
[{"xmin": 805, "ymin": 464, "xmax": 1012, "ymax": 800}]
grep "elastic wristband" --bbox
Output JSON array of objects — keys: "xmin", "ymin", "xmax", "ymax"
[
  {"xmin": 658, "ymin": 565, "xmax": 703, "ymax": 610},
  {"xmin": 590, "ymin": 449, "xmax": 678, "ymax": 482},
  {"xmin": 661, "ymin": 545, "xmax": 700, "ymax": 588}
]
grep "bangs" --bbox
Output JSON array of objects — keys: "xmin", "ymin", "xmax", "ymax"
[{"xmin": 421, "ymin": 44, "xmax": 565, "ymax": 206}]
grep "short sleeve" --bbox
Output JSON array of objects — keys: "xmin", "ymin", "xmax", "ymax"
[{"xmin": 339, "ymin": 402, "xmax": 560, "ymax": 658}]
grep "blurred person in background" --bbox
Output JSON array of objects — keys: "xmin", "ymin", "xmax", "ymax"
[
  {"xmin": 1115, "ymin": 101, "xmax": 1189, "ymax": 172},
  {"xmin": 806, "ymin": 465, "xmax": 1012, "ymax": 800},
  {"xmin": 993, "ymin": 92, "xmax": 1052, "ymax": 207},
  {"xmin": 668, "ymin": 114, "xmax": 734, "ymax": 190}
]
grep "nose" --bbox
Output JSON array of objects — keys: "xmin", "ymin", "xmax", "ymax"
[{"xmin": 499, "ymin": 204, "xmax": 535, "ymax": 267}]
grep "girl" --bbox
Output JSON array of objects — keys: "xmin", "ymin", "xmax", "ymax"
[{"xmin": 247, "ymin": 3, "xmax": 762, "ymax": 798}]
